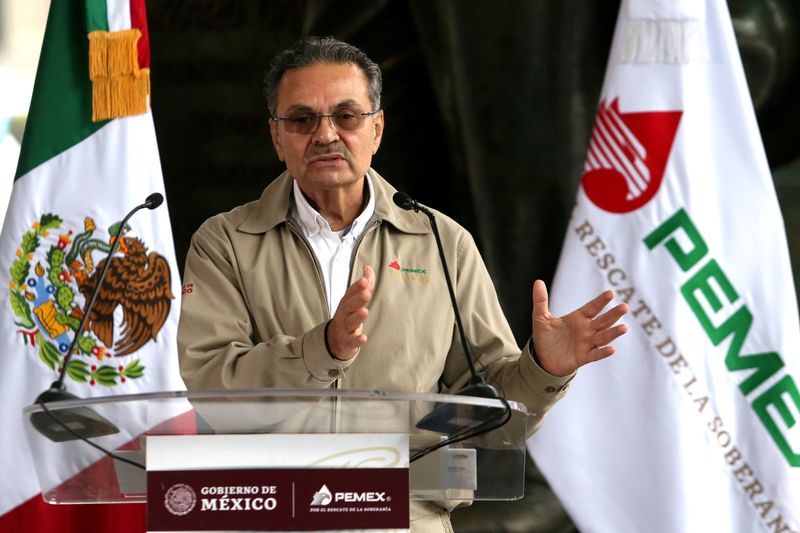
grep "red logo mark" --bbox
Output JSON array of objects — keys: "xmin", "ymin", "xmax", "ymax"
[
  {"xmin": 388, "ymin": 261, "xmax": 400, "ymax": 271},
  {"xmin": 582, "ymin": 98, "xmax": 682, "ymax": 213},
  {"xmin": 182, "ymin": 283, "xmax": 194, "ymax": 295}
]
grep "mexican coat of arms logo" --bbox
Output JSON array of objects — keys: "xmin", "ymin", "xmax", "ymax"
[{"xmin": 9, "ymin": 213, "xmax": 173, "ymax": 386}]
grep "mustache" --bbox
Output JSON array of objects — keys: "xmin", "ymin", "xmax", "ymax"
[{"xmin": 304, "ymin": 142, "xmax": 352, "ymax": 162}]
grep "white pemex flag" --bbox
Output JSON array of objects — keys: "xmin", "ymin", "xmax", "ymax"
[
  {"xmin": 529, "ymin": 0, "xmax": 800, "ymax": 531},
  {"xmin": 0, "ymin": 0, "xmax": 185, "ymax": 529}
]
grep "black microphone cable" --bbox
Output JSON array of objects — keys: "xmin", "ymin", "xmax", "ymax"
[{"xmin": 39, "ymin": 401, "xmax": 146, "ymax": 470}]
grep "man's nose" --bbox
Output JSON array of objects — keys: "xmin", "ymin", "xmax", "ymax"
[{"xmin": 313, "ymin": 115, "xmax": 339, "ymax": 143}]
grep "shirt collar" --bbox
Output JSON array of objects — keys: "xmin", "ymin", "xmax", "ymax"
[
  {"xmin": 237, "ymin": 169, "xmax": 429, "ymax": 236},
  {"xmin": 291, "ymin": 175, "xmax": 376, "ymax": 240}
]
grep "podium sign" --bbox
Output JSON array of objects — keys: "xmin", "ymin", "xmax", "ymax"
[{"xmin": 146, "ymin": 433, "xmax": 410, "ymax": 532}]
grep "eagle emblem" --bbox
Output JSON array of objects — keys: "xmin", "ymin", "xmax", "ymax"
[{"xmin": 8, "ymin": 213, "xmax": 173, "ymax": 387}]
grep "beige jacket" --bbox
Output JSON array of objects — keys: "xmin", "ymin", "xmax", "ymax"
[
  {"xmin": 178, "ymin": 168, "xmax": 572, "ymax": 412},
  {"xmin": 177, "ymin": 169, "xmax": 573, "ymax": 524}
]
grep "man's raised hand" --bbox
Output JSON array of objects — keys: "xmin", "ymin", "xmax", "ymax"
[
  {"xmin": 326, "ymin": 265, "xmax": 375, "ymax": 360},
  {"xmin": 531, "ymin": 279, "xmax": 629, "ymax": 377}
]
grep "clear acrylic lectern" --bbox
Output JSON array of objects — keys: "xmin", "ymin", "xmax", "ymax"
[{"xmin": 23, "ymin": 389, "xmax": 531, "ymax": 507}]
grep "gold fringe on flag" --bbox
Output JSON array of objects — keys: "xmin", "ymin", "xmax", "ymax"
[{"xmin": 88, "ymin": 29, "xmax": 150, "ymax": 122}]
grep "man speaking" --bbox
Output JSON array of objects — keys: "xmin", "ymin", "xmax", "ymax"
[{"xmin": 177, "ymin": 36, "xmax": 628, "ymax": 531}]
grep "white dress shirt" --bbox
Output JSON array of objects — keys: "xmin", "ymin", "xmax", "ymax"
[{"xmin": 291, "ymin": 175, "xmax": 375, "ymax": 318}]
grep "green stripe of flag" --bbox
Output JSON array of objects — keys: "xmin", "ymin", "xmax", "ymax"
[
  {"xmin": 85, "ymin": 0, "xmax": 110, "ymax": 33},
  {"xmin": 14, "ymin": 0, "xmax": 109, "ymax": 181}
]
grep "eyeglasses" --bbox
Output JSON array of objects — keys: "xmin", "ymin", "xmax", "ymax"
[{"xmin": 272, "ymin": 109, "xmax": 380, "ymax": 135}]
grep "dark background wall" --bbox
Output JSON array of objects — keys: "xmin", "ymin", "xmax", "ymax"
[{"xmin": 146, "ymin": 1, "xmax": 800, "ymax": 530}]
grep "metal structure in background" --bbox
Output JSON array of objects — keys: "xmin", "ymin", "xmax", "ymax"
[{"xmin": 145, "ymin": 1, "xmax": 800, "ymax": 531}]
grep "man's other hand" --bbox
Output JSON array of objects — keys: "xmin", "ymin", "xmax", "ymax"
[{"xmin": 531, "ymin": 279, "xmax": 629, "ymax": 377}]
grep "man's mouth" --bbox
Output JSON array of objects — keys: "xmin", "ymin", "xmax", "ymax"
[{"xmin": 308, "ymin": 154, "xmax": 345, "ymax": 163}]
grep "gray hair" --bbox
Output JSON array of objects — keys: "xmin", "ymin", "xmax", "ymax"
[{"xmin": 263, "ymin": 36, "xmax": 382, "ymax": 117}]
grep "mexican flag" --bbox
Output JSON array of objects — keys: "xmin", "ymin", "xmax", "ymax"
[
  {"xmin": 528, "ymin": 0, "xmax": 800, "ymax": 531},
  {"xmin": 0, "ymin": 0, "xmax": 185, "ymax": 529}
]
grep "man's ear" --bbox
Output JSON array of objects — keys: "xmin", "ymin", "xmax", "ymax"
[
  {"xmin": 269, "ymin": 119, "xmax": 286, "ymax": 161},
  {"xmin": 371, "ymin": 110, "xmax": 385, "ymax": 155}
]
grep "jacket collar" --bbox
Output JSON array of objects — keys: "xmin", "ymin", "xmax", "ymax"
[{"xmin": 238, "ymin": 168, "xmax": 429, "ymax": 235}]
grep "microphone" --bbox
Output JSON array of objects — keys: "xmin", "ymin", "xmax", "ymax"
[
  {"xmin": 30, "ymin": 193, "xmax": 166, "ymax": 442},
  {"xmin": 392, "ymin": 191, "xmax": 417, "ymax": 211},
  {"xmin": 393, "ymin": 191, "xmax": 499, "ymax": 400},
  {"xmin": 393, "ymin": 191, "xmax": 513, "ymax": 451},
  {"xmin": 144, "ymin": 192, "xmax": 164, "ymax": 209}
]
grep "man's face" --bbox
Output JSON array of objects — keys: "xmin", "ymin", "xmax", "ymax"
[{"xmin": 269, "ymin": 62, "xmax": 384, "ymax": 194}]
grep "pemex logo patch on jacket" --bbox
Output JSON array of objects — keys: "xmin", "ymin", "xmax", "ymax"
[
  {"xmin": 387, "ymin": 260, "xmax": 429, "ymax": 282},
  {"xmin": 8, "ymin": 213, "xmax": 173, "ymax": 387},
  {"xmin": 582, "ymin": 98, "xmax": 682, "ymax": 213}
]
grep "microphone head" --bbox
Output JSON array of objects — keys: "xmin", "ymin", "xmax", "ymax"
[
  {"xmin": 393, "ymin": 191, "xmax": 416, "ymax": 211},
  {"xmin": 144, "ymin": 192, "xmax": 164, "ymax": 209}
]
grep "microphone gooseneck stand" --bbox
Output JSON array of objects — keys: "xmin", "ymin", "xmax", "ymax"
[
  {"xmin": 392, "ymin": 192, "xmax": 512, "ymax": 462},
  {"xmin": 30, "ymin": 193, "xmax": 166, "ymax": 470}
]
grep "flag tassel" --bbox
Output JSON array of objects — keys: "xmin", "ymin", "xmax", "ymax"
[
  {"xmin": 88, "ymin": 29, "xmax": 149, "ymax": 122},
  {"xmin": 621, "ymin": 19, "xmax": 707, "ymax": 64}
]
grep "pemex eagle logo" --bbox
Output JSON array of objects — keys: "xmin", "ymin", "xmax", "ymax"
[
  {"xmin": 9, "ymin": 213, "xmax": 173, "ymax": 386},
  {"xmin": 582, "ymin": 98, "xmax": 682, "ymax": 213}
]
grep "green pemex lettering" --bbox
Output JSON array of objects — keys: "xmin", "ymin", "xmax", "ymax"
[
  {"xmin": 644, "ymin": 208, "xmax": 708, "ymax": 271},
  {"xmin": 647, "ymin": 207, "xmax": 799, "ymax": 467},
  {"xmin": 682, "ymin": 260, "xmax": 784, "ymax": 395},
  {"xmin": 752, "ymin": 375, "xmax": 800, "ymax": 467}
]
